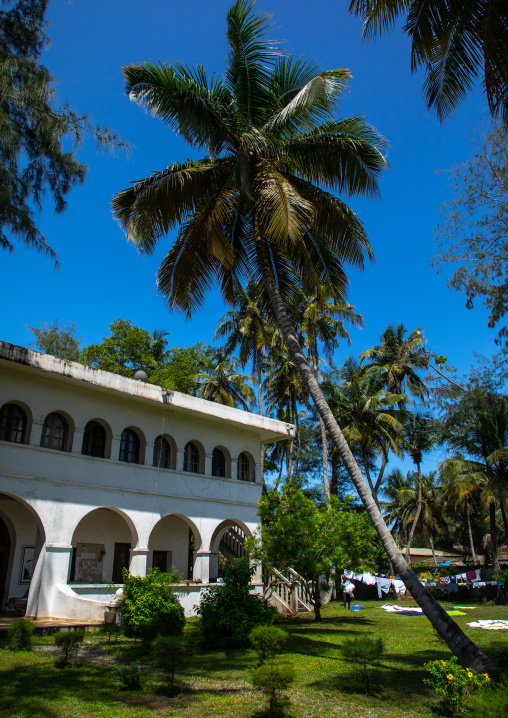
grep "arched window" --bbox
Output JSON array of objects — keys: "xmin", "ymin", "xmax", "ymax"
[
  {"xmin": 82, "ymin": 421, "xmax": 106, "ymax": 458},
  {"xmin": 238, "ymin": 452, "xmax": 252, "ymax": 482},
  {"xmin": 0, "ymin": 403, "xmax": 27, "ymax": 444},
  {"xmin": 183, "ymin": 441, "xmax": 199, "ymax": 473},
  {"xmin": 153, "ymin": 436, "xmax": 170, "ymax": 469},
  {"xmin": 212, "ymin": 447, "xmax": 226, "ymax": 477},
  {"xmin": 41, "ymin": 413, "xmax": 68, "ymax": 451},
  {"xmin": 119, "ymin": 429, "xmax": 140, "ymax": 464}
]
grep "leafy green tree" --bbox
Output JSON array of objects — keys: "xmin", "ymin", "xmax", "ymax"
[
  {"xmin": 251, "ymin": 487, "xmax": 381, "ymax": 620},
  {"xmin": 349, "ymin": 1, "xmax": 508, "ymax": 123},
  {"xmin": 112, "ymin": 0, "xmax": 494, "ymax": 670},
  {"xmin": 27, "ymin": 318, "xmax": 80, "ymax": 360},
  {"xmin": 81, "ymin": 319, "xmax": 169, "ymax": 377},
  {"xmin": 198, "ymin": 348, "xmax": 255, "ymax": 409},
  {"xmin": 433, "ymin": 123, "xmax": 508, "ymax": 348},
  {"xmin": 120, "ymin": 568, "xmax": 185, "ymax": 641},
  {"xmin": 150, "ymin": 342, "xmax": 214, "ymax": 395},
  {"xmin": 0, "ymin": 0, "xmax": 122, "ymax": 260},
  {"xmin": 360, "ymin": 324, "xmax": 429, "ymax": 409}
]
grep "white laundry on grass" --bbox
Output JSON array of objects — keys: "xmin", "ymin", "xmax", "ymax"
[{"xmin": 466, "ymin": 620, "xmax": 508, "ymax": 630}]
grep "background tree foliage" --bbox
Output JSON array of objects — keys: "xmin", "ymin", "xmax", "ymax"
[
  {"xmin": 27, "ymin": 318, "xmax": 80, "ymax": 361},
  {"xmin": 433, "ymin": 123, "xmax": 508, "ymax": 349}
]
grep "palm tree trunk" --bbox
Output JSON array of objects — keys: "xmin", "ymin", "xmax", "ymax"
[
  {"xmin": 500, "ymin": 501, "xmax": 508, "ymax": 550},
  {"xmin": 257, "ymin": 359, "xmax": 265, "ymax": 488},
  {"xmin": 490, "ymin": 499, "xmax": 500, "ymax": 572},
  {"xmin": 405, "ymin": 466, "xmax": 423, "ymax": 564},
  {"xmin": 428, "ymin": 530, "xmax": 437, "ymax": 567},
  {"xmin": 330, "ymin": 447, "xmax": 338, "ymax": 496},
  {"xmin": 465, "ymin": 499, "xmax": 477, "ymax": 565},
  {"xmin": 255, "ymin": 230, "xmax": 496, "ymax": 672},
  {"xmin": 374, "ymin": 450, "xmax": 388, "ymax": 498},
  {"xmin": 312, "ymin": 353, "xmax": 331, "ymax": 502},
  {"xmin": 361, "ymin": 446, "xmax": 381, "ymax": 511},
  {"xmin": 292, "ymin": 394, "xmax": 301, "ymax": 479}
]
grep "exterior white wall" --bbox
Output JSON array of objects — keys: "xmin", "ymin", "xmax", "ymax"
[
  {"xmin": 0, "ymin": 498, "xmax": 39, "ymax": 601},
  {"xmin": 0, "ymin": 345, "xmax": 293, "ymax": 622},
  {"xmin": 148, "ymin": 515, "xmax": 190, "ymax": 578}
]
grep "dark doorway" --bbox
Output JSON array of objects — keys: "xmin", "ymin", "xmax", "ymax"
[
  {"xmin": 0, "ymin": 516, "xmax": 11, "ymax": 609},
  {"xmin": 153, "ymin": 550, "xmax": 171, "ymax": 573},
  {"xmin": 112, "ymin": 543, "xmax": 131, "ymax": 583}
]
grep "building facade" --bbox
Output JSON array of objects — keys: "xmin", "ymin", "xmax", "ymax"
[{"xmin": 0, "ymin": 342, "xmax": 293, "ymax": 621}]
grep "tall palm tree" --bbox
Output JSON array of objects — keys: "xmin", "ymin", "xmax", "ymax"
[
  {"xmin": 292, "ymin": 287, "xmax": 364, "ymax": 500},
  {"xmin": 323, "ymin": 357, "xmax": 405, "ymax": 508},
  {"xmin": 263, "ymin": 343, "xmax": 305, "ymax": 481},
  {"xmin": 383, "ymin": 468, "xmax": 413, "ymax": 542},
  {"xmin": 112, "ymin": 1, "xmax": 494, "ymax": 670},
  {"xmin": 398, "ymin": 471, "xmax": 443, "ymax": 565},
  {"xmin": 215, "ymin": 280, "xmax": 275, "ymax": 415},
  {"xmin": 401, "ymin": 412, "xmax": 438, "ymax": 562},
  {"xmin": 441, "ymin": 460, "xmax": 484, "ymax": 565},
  {"xmin": 198, "ymin": 349, "xmax": 255, "ymax": 409},
  {"xmin": 361, "ymin": 324, "xmax": 429, "ymax": 409},
  {"xmin": 349, "ymin": 1, "xmax": 508, "ymax": 124}
]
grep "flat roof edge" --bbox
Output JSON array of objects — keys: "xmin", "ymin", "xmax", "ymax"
[{"xmin": 0, "ymin": 341, "xmax": 295, "ymax": 439}]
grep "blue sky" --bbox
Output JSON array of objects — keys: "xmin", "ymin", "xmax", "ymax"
[{"xmin": 1, "ymin": 0, "xmax": 496, "ymax": 472}]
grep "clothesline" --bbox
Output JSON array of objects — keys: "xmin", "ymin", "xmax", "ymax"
[
  {"xmin": 343, "ymin": 570, "xmax": 406, "ymax": 598},
  {"xmin": 343, "ymin": 567, "xmax": 503, "ymax": 599}
]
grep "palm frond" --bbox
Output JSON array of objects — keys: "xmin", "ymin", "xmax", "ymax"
[{"xmin": 124, "ymin": 61, "xmax": 236, "ymax": 153}]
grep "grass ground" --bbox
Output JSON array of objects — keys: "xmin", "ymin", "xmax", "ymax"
[{"xmin": 1, "ymin": 598, "xmax": 507, "ymax": 718}]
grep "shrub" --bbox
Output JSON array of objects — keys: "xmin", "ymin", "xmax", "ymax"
[
  {"xmin": 466, "ymin": 676, "xmax": 508, "ymax": 717},
  {"xmin": 249, "ymin": 661, "xmax": 296, "ymax": 716},
  {"xmin": 340, "ymin": 636, "xmax": 384, "ymax": 693},
  {"xmin": 424, "ymin": 657, "xmax": 491, "ymax": 715},
  {"xmin": 249, "ymin": 625, "xmax": 288, "ymax": 665},
  {"xmin": 99, "ymin": 621, "xmax": 121, "ymax": 643},
  {"xmin": 7, "ymin": 618, "xmax": 35, "ymax": 652},
  {"xmin": 196, "ymin": 557, "xmax": 276, "ymax": 649},
  {"xmin": 54, "ymin": 629, "xmax": 85, "ymax": 666},
  {"xmin": 115, "ymin": 662, "xmax": 143, "ymax": 691},
  {"xmin": 151, "ymin": 634, "xmax": 184, "ymax": 694},
  {"xmin": 120, "ymin": 568, "xmax": 185, "ymax": 642}
]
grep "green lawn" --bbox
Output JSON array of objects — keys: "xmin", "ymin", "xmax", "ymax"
[{"xmin": 1, "ymin": 599, "xmax": 507, "ymax": 718}]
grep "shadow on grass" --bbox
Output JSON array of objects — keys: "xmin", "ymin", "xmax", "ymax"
[{"xmin": 309, "ymin": 664, "xmax": 435, "ymax": 701}]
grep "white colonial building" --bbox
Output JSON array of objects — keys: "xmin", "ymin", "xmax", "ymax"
[{"xmin": 0, "ymin": 341, "xmax": 293, "ymax": 621}]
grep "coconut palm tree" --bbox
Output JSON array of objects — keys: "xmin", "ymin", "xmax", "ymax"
[
  {"xmin": 441, "ymin": 400, "xmax": 508, "ymax": 582},
  {"xmin": 383, "ymin": 468, "xmax": 413, "ymax": 542},
  {"xmin": 263, "ymin": 343, "xmax": 305, "ymax": 481},
  {"xmin": 198, "ymin": 349, "xmax": 255, "ymax": 409},
  {"xmin": 361, "ymin": 324, "xmax": 429, "ymax": 409},
  {"xmin": 292, "ymin": 287, "xmax": 364, "ymax": 500},
  {"xmin": 441, "ymin": 460, "xmax": 484, "ymax": 565},
  {"xmin": 112, "ymin": 1, "xmax": 495, "ymax": 670},
  {"xmin": 398, "ymin": 471, "xmax": 443, "ymax": 565},
  {"xmin": 349, "ymin": 0, "xmax": 508, "ymax": 124},
  {"xmin": 401, "ymin": 412, "xmax": 438, "ymax": 562},
  {"xmin": 323, "ymin": 357, "xmax": 405, "ymax": 508},
  {"xmin": 215, "ymin": 280, "xmax": 275, "ymax": 415}
]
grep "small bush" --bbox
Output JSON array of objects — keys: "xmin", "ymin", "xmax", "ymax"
[
  {"xmin": 115, "ymin": 662, "xmax": 143, "ymax": 691},
  {"xmin": 466, "ymin": 676, "xmax": 508, "ymax": 717},
  {"xmin": 196, "ymin": 557, "xmax": 276, "ymax": 649},
  {"xmin": 120, "ymin": 568, "xmax": 185, "ymax": 642},
  {"xmin": 99, "ymin": 621, "xmax": 121, "ymax": 643},
  {"xmin": 424, "ymin": 657, "xmax": 491, "ymax": 715},
  {"xmin": 340, "ymin": 636, "xmax": 384, "ymax": 693},
  {"xmin": 151, "ymin": 634, "xmax": 184, "ymax": 694},
  {"xmin": 54, "ymin": 629, "xmax": 85, "ymax": 666},
  {"xmin": 249, "ymin": 625, "xmax": 288, "ymax": 665},
  {"xmin": 250, "ymin": 661, "xmax": 296, "ymax": 716},
  {"xmin": 7, "ymin": 618, "xmax": 35, "ymax": 652}
]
